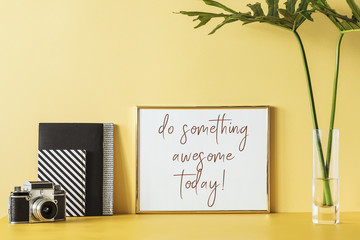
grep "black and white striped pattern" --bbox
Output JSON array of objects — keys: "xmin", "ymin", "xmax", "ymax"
[{"xmin": 38, "ymin": 149, "xmax": 86, "ymax": 217}]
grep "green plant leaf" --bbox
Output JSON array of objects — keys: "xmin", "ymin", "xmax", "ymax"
[
  {"xmin": 203, "ymin": 0, "xmax": 237, "ymax": 14},
  {"xmin": 309, "ymin": 0, "xmax": 360, "ymax": 32},
  {"xmin": 247, "ymin": 2, "xmax": 265, "ymax": 17},
  {"xmin": 299, "ymin": 11, "xmax": 314, "ymax": 21},
  {"xmin": 297, "ymin": 0, "xmax": 309, "ymax": 13},
  {"xmin": 279, "ymin": 8, "xmax": 297, "ymax": 23},
  {"xmin": 178, "ymin": 11, "xmax": 227, "ymax": 17},
  {"xmin": 194, "ymin": 16, "xmax": 212, "ymax": 29},
  {"xmin": 266, "ymin": 0, "xmax": 279, "ymax": 17},
  {"xmin": 178, "ymin": 11, "xmax": 227, "ymax": 29},
  {"xmin": 278, "ymin": 7, "xmax": 312, "ymax": 30},
  {"xmin": 346, "ymin": 0, "xmax": 360, "ymax": 22},
  {"xmin": 178, "ymin": 0, "xmax": 313, "ymax": 34},
  {"xmin": 285, "ymin": 0, "xmax": 297, "ymax": 14},
  {"xmin": 209, "ymin": 17, "xmax": 239, "ymax": 34}
]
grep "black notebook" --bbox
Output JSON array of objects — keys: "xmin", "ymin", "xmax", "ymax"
[{"xmin": 38, "ymin": 123, "xmax": 114, "ymax": 216}]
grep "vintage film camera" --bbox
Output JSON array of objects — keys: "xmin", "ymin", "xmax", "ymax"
[{"xmin": 8, "ymin": 181, "xmax": 66, "ymax": 223}]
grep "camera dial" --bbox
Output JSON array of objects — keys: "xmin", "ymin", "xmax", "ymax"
[{"xmin": 32, "ymin": 197, "xmax": 58, "ymax": 221}]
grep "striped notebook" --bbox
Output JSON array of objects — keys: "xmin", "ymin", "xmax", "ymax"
[{"xmin": 38, "ymin": 149, "xmax": 86, "ymax": 217}]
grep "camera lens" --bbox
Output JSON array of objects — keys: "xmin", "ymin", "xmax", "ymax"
[
  {"xmin": 40, "ymin": 201, "xmax": 57, "ymax": 219},
  {"xmin": 32, "ymin": 198, "xmax": 58, "ymax": 221}
]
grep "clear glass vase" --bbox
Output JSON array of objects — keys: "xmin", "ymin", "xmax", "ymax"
[{"xmin": 312, "ymin": 129, "xmax": 339, "ymax": 224}]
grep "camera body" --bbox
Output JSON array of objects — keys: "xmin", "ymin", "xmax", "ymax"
[{"xmin": 8, "ymin": 181, "xmax": 66, "ymax": 223}]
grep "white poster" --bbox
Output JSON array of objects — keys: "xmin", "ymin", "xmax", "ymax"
[{"xmin": 137, "ymin": 107, "xmax": 269, "ymax": 212}]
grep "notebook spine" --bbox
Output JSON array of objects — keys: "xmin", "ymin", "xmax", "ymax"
[{"xmin": 103, "ymin": 123, "xmax": 114, "ymax": 215}]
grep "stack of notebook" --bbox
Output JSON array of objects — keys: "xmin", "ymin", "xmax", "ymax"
[{"xmin": 38, "ymin": 123, "xmax": 114, "ymax": 217}]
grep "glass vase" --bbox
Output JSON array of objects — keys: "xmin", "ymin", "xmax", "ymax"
[{"xmin": 312, "ymin": 129, "xmax": 339, "ymax": 224}]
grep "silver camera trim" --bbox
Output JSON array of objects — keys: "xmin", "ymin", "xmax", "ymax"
[
  {"xmin": 29, "ymin": 188, "xmax": 56, "ymax": 223},
  {"xmin": 31, "ymin": 197, "xmax": 58, "ymax": 221}
]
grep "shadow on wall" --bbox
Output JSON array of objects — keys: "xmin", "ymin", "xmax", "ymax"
[
  {"xmin": 270, "ymin": 106, "xmax": 277, "ymax": 213},
  {"xmin": 113, "ymin": 124, "xmax": 131, "ymax": 213}
]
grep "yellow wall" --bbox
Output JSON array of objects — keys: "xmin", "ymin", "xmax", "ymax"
[{"xmin": 1, "ymin": 0, "xmax": 360, "ymax": 217}]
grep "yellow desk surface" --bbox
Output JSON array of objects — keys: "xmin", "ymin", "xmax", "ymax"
[{"xmin": 1, "ymin": 213, "xmax": 360, "ymax": 240}]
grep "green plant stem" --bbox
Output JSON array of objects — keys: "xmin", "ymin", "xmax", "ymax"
[
  {"xmin": 326, "ymin": 33, "xmax": 344, "ymax": 174},
  {"xmin": 293, "ymin": 30, "xmax": 333, "ymax": 206},
  {"xmin": 293, "ymin": 31, "xmax": 319, "ymax": 130}
]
